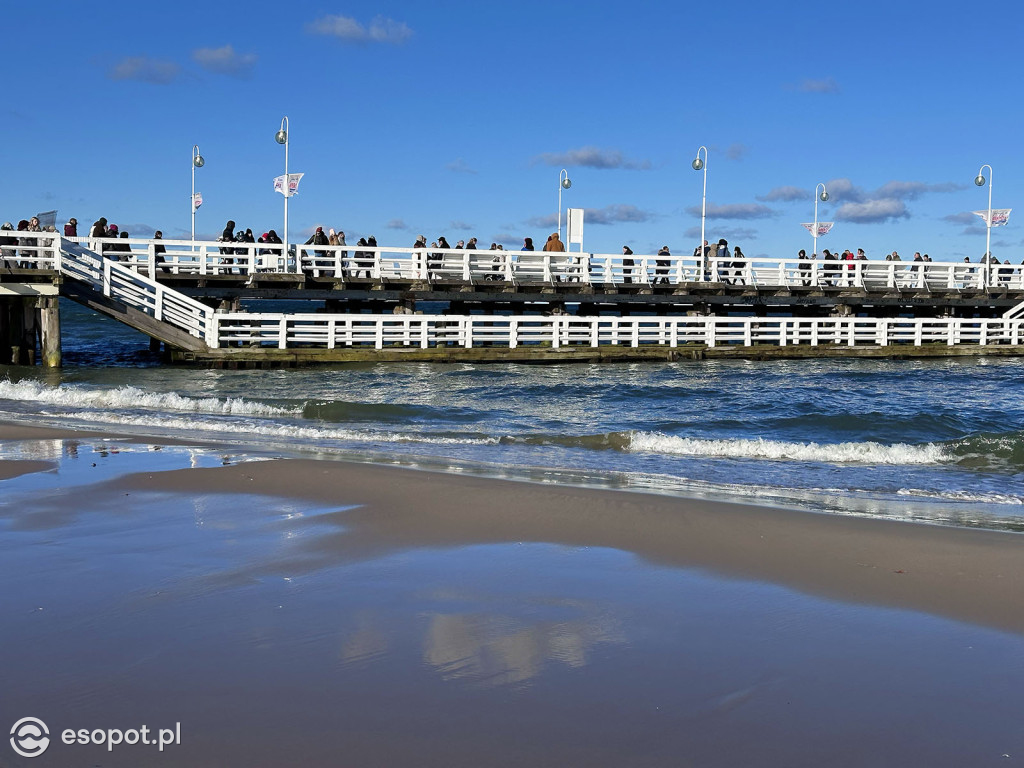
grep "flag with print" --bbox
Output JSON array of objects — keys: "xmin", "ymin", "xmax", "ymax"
[
  {"xmin": 192, "ymin": 192, "xmax": 203, "ymax": 212},
  {"xmin": 801, "ymin": 222, "xmax": 833, "ymax": 236},
  {"xmin": 972, "ymin": 209, "xmax": 1011, "ymax": 227},
  {"xmin": 274, "ymin": 173, "xmax": 304, "ymax": 197}
]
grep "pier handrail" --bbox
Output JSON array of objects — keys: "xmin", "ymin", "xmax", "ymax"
[
  {"xmin": 211, "ymin": 312, "xmax": 1023, "ymax": 352},
  {"xmin": 56, "ymin": 237, "xmax": 217, "ymax": 346},
  {"xmin": 11, "ymin": 235, "xmax": 1011, "ymax": 292}
]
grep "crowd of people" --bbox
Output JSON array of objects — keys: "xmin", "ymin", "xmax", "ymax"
[
  {"xmin": 0, "ymin": 216, "xmax": 47, "ymax": 267},
  {"xmin": 3, "ymin": 214, "xmax": 1020, "ymax": 289}
]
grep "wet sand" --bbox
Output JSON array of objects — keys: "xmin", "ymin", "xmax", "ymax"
[
  {"xmin": 0, "ymin": 458, "xmax": 55, "ymax": 481},
  {"xmin": 2, "ymin": 422, "xmax": 1023, "ymax": 767},
  {"xmin": 112, "ymin": 456, "xmax": 1024, "ymax": 635}
]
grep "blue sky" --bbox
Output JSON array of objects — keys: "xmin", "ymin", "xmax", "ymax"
[{"xmin": 5, "ymin": 0, "xmax": 1022, "ymax": 260}]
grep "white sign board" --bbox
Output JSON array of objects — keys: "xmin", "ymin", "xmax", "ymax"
[{"xmin": 567, "ymin": 207, "xmax": 584, "ymax": 246}]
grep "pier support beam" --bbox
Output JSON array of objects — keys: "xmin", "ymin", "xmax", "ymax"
[
  {"xmin": 37, "ymin": 296, "xmax": 61, "ymax": 368},
  {"xmin": 0, "ymin": 296, "xmax": 38, "ymax": 365}
]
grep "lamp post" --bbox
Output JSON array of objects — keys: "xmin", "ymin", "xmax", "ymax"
[
  {"xmin": 692, "ymin": 146, "xmax": 708, "ymax": 280},
  {"xmin": 813, "ymin": 182, "xmax": 829, "ymax": 258},
  {"xmin": 275, "ymin": 116, "xmax": 290, "ymax": 267},
  {"xmin": 557, "ymin": 169, "xmax": 571, "ymax": 241},
  {"xmin": 191, "ymin": 145, "xmax": 204, "ymax": 243},
  {"xmin": 975, "ymin": 164, "xmax": 993, "ymax": 288}
]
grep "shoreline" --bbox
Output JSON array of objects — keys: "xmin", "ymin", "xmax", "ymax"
[{"xmin": 3, "ymin": 421, "xmax": 1022, "ymax": 636}]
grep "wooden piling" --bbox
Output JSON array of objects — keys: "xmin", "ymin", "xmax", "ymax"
[{"xmin": 37, "ymin": 296, "xmax": 61, "ymax": 368}]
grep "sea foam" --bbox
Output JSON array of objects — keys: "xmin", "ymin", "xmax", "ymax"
[
  {"xmin": 0, "ymin": 379, "xmax": 297, "ymax": 417},
  {"xmin": 627, "ymin": 431, "xmax": 946, "ymax": 465}
]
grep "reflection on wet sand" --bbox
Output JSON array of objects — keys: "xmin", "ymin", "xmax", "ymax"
[
  {"xmin": 340, "ymin": 613, "xmax": 390, "ymax": 665},
  {"xmin": 422, "ymin": 602, "xmax": 625, "ymax": 687}
]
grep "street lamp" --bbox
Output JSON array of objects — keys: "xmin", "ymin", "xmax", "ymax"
[
  {"xmin": 191, "ymin": 144, "xmax": 204, "ymax": 243},
  {"xmin": 275, "ymin": 116, "xmax": 290, "ymax": 267},
  {"xmin": 557, "ymin": 168, "xmax": 571, "ymax": 241},
  {"xmin": 813, "ymin": 182, "xmax": 829, "ymax": 258},
  {"xmin": 975, "ymin": 164, "xmax": 993, "ymax": 288},
  {"xmin": 692, "ymin": 146, "xmax": 708, "ymax": 280}
]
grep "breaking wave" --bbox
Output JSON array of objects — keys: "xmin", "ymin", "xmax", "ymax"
[
  {"xmin": 627, "ymin": 431, "xmax": 947, "ymax": 465},
  {"xmin": 0, "ymin": 379, "xmax": 298, "ymax": 417}
]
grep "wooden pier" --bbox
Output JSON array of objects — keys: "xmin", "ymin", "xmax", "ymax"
[{"xmin": 3, "ymin": 233, "xmax": 1024, "ymax": 367}]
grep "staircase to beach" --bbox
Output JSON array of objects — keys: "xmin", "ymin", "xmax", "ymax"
[{"xmin": 57, "ymin": 238, "xmax": 214, "ymax": 353}]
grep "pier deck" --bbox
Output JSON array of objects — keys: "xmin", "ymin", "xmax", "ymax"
[{"xmin": 3, "ymin": 234, "xmax": 1023, "ymax": 366}]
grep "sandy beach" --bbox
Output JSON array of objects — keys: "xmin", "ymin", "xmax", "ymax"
[{"xmin": 2, "ymin": 421, "xmax": 1023, "ymax": 767}]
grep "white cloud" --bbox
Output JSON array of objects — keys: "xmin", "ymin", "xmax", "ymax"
[
  {"xmin": 835, "ymin": 198, "xmax": 909, "ymax": 223},
  {"xmin": 799, "ymin": 77, "xmax": 840, "ymax": 93},
  {"xmin": 943, "ymin": 212, "xmax": 979, "ymax": 225},
  {"xmin": 306, "ymin": 15, "xmax": 413, "ymax": 45},
  {"xmin": 192, "ymin": 45, "xmax": 257, "ymax": 78},
  {"xmin": 533, "ymin": 146, "xmax": 652, "ymax": 170},
  {"xmin": 585, "ymin": 204, "xmax": 653, "ymax": 225},
  {"xmin": 684, "ymin": 226, "xmax": 759, "ymax": 241},
  {"xmin": 725, "ymin": 143, "xmax": 748, "ymax": 161},
  {"xmin": 874, "ymin": 180, "xmax": 965, "ymax": 200},
  {"xmin": 686, "ymin": 202, "xmax": 778, "ymax": 220},
  {"xmin": 756, "ymin": 186, "xmax": 806, "ymax": 203},
  {"xmin": 527, "ymin": 214, "xmax": 559, "ymax": 229},
  {"xmin": 446, "ymin": 158, "xmax": 477, "ymax": 175},
  {"xmin": 108, "ymin": 56, "xmax": 180, "ymax": 85}
]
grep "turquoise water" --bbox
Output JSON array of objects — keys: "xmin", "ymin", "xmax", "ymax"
[{"xmin": 1, "ymin": 299, "xmax": 1023, "ymax": 531}]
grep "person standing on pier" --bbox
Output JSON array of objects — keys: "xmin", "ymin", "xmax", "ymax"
[
  {"xmin": 656, "ymin": 246, "xmax": 671, "ymax": 284},
  {"xmin": 153, "ymin": 230, "xmax": 168, "ymax": 273},
  {"xmin": 622, "ymin": 246, "xmax": 634, "ymax": 284},
  {"xmin": 64, "ymin": 218, "xmax": 78, "ymax": 237},
  {"xmin": 798, "ymin": 249, "xmax": 811, "ymax": 286},
  {"xmin": 543, "ymin": 233, "xmax": 565, "ymax": 252},
  {"xmin": 220, "ymin": 220, "xmax": 236, "ymax": 273},
  {"xmin": 430, "ymin": 236, "xmax": 451, "ymax": 279},
  {"xmin": 304, "ymin": 226, "xmax": 329, "ymax": 273},
  {"xmin": 543, "ymin": 232, "xmax": 566, "ymax": 282},
  {"xmin": 732, "ymin": 245, "xmax": 745, "ymax": 285}
]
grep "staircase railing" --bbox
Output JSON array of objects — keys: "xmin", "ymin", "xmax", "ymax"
[{"xmin": 57, "ymin": 237, "xmax": 216, "ymax": 348}]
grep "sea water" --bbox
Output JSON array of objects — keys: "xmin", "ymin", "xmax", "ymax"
[{"xmin": 1, "ymin": 299, "xmax": 1023, "ymax": 532}]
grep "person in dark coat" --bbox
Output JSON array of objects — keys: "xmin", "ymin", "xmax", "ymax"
[
  {"xmin": 732, "ymin": 245, "xmax": 745, "ymax": 285},
  {"xmin": 104, "ymin": 223, "xmax": 121, "ymax": 259},
  {"xmin": 622, "ymin": 246, "xmax": 634, "ymax": 284},
  {"xmin": 153, "ymin": 230, "xmax": 168, "ymax": 273},
  {"xmin": 220, "ymin": 220, "xmax": 236, "ymax": 271},
  {"xmin": 656, "ymin": 246, "xmax": 671, "ymax": 284},
  {"xmin": 113, "ymin": 229, "xmax": 132, "ymax": 262},
  {"xmin": 430, "ymin": 236, "xmax": 450, "ymax": 277},
  {"xmin": 303, "ymin": 226, "xmax": 329, "ymax": 274},
  {"xmin": 64, "ymin": 218, "xmax": 78, "ymax": 237}
]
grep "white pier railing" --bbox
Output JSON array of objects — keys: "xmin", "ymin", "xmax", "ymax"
[
  {"xmin": 57, "ymin": 236, "xmax": 216, "ymax": 346},
  {"xmin": 6, "ymin": 234, "xmax": 1019, "ymax": 291},
  {"xmin": 5, "ymin": 234, "xmax": 1023, "ymax": 355},
  {"xmin": 211, "ymin": 313, "xmax": 1024, "ymax": 352}
]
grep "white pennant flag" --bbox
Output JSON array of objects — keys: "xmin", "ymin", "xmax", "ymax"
[
  {"xmin": 274, "ymin": 173, "xmax": 305, "ymax": 197},
  {"xmin": 801, "ymin": 221, "xmax": 834, "ymax": 236},
  {"xmin": 192, "ymin": 192, "xmax": 203, "ymax": 212},
  {"xmin": 972, "ymin": 208, "xmax": 1011, "ymax": 227}
]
